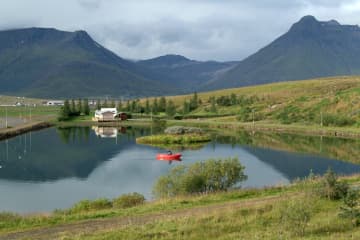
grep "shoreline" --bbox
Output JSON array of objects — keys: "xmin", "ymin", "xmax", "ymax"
[
  {"xmin": 0, "ymin": 121, "xmax": 53, "ymax": 141},
  {"xmin": 2, "ymin": 118, "xmax": 360, "ymax": 141},
  {"xmin": 168, "ymin": 119, "xmax": 360, "ymax": 139}
]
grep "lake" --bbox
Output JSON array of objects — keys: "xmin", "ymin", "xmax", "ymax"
[{"xmin": 1, "ymin": 126, "xmax": 360, "ymax": 213}]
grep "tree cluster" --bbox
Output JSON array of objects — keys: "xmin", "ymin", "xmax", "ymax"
[
  {"xmin": 118, "ymin": 97, "xmax": 177, "ymax": 117},
  {"xmin": 58, "ymin": 99, "xmax": 90, "ymax": 121}
]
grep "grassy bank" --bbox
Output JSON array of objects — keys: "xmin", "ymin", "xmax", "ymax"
[{"xmin": 1, "ymin": 175, "xmax": 360, "ymax": 239}]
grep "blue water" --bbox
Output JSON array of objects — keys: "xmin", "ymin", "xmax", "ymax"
[{"xmin": 0, "ymin": 127, "xmax": 359, "ymax": 213}]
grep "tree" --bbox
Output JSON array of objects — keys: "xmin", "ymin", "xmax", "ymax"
[
  {"xmin": 126, "ymin": 100, "xmax": 131, "ymax": 112},
  {"xmin": 103, "ymin": 99, "xmax": 108, "ymax": 108},
  {"xmin": 131, "ymin": 100, "xmax": 137, "ymax": 112},
  {"xmin": 189, "ymin": 92, "xmax": 198, "ymax": 111},
  {"xmin": 70, "ymin": 99, "xmax": 76, "ymax": 116},
  {"xmin": 145, "ymin": 99, "xmax": 150, "ymax": 114},
  {"xmin": 183, "ymin": 100, "xmax": 190, "ymax": 114},
  {"xmin": 110, "ymin": 100, "xmax": 115, "ymax": 108},
  {"xmin": 210, "ymin": 96, "xmax": 217, "ymax": 113},
  {"xmin": 152, "ymin": 98, "xmax": 158, "ymax": 114},
  {"xmin": 96, "ymin": 99, "xmax": 101, "ymax": 110},
  {"xmin": 166, "ymin": 100, "xmax": 176, "ymax": 117},
  {"xmin": 317, "ymin": 167, "xmax": 349, "ymax": 200},
  {"xmin": 230, "ymin": 93, "xmax": 237, "ymax": 105},
  {"xmin": 159, "ymin": 96, "xmax": 167, "ymax": 112},
  {"xmin": 117, "ymin": 101, "xmax": 123, "ymax": 112},
  {"xmin": 83, "ymin": 99, "xmax": 90, "ymax": 115},
  {"xmin": 339, "ymin": 189, "xmax": 360, "ymax": 226},
  {"xmin": 77, "ymin": 99, "xmax": 83, "ymax": 115},
  {"xmin": 58, "ymin": 99, "xmax": 71, "ymax": 121}
]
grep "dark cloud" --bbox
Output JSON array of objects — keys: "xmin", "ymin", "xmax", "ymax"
[{"xmin": 0, "ymin": 0, "xmax": 360, "ymax": 61}]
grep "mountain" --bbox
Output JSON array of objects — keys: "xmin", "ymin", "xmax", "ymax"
[
  {"xmin": 0, "ymin": 27, "xmax": 176, "ymax": 98},
  {"xmin": 137, "ymin": 54, "xmax": 237, "ymax": 91},
  {"xmin": 205, "ymin": 15, "xmax": 360, "ymax": 90}
]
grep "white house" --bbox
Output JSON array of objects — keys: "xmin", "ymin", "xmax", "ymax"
[{"xmin": 94, "ymin": 108, "xmax": 118, "ymax": 121}]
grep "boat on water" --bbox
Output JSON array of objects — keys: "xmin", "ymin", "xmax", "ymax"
[{"xmin": 156, "ymin": 153, "xmax": 182, "ymax": 160}]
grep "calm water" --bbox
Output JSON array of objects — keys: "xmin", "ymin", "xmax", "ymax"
[{"xmin": 1, "ymin": 126, "xmax": 360, "ymax": 213}]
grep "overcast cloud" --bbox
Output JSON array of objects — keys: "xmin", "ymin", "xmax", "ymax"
[{"xmin": 1, "ymin": 0, "xmax": 360, "ymax": 61}]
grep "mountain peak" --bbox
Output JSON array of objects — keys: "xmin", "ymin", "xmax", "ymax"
[{"xmin": 298, "ymin": 15, "xmax": 318, "ymax": 24}]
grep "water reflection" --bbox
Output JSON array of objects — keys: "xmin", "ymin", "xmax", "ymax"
[{"xmin": 0, "ymin": 127, "xmax": 360, "ymax": 212}]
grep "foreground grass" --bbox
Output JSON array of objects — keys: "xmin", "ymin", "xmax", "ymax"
[
  {"xmin": 71, "ymin": 199, "xmax": 359, "ymax": 240},
  {"xmin": 1, "ymin": 175, "xmax": 360, "ymax": 239}
]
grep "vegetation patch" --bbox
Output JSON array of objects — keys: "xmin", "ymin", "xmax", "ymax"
[
  {"xmin": 136, "ymin": 134, "xmax": 211, "ymax": 145},
  {"xmin": 153, "ymin": 157, "xmax": 247, "ymax": 198},
  {"xmin": 136, "ymin": 126, "xmax": 210, "ymax": 146}
]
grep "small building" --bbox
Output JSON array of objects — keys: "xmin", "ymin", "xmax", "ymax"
[
  {"xmin": 118, "ymin": 112, "xmax": 127, "ymax": 121},
  {"xmin": 94, "ymin": 108, "xmax": 118, "ymax": 121},
  {"xmin": 46, "ymin": 100, "xmax": 64, "ymax": 106}
]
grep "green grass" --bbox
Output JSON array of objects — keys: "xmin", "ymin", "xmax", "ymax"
[
  {"xmin": 136, "ymin": 133, "xmax": 211, "ymax": 145},
  {"xmin": 2, "ymin": 175, "xmax": 360, "ymax": 234},
  {"xmin": 142, "ymin": 76, "xmax": 360, "ymax": 127},
  {"xmin": 1, "ymin": 175, "xmax": 359, "ymax": 239}
]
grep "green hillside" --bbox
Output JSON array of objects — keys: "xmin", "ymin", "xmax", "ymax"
[{"xmin": 146, "ymin": 76, "xmax": 360, "ymax": 128}]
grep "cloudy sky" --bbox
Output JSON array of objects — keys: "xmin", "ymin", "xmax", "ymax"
[{"xmin": 1, "ymin": 0, "xmax": 360, "ymax": 61}]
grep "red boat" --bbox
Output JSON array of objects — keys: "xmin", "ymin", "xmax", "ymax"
[{"xmin": 156, "ymin": 153, "xmax": 182, "ymax": 160}]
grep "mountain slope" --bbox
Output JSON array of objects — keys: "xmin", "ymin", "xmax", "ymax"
[
  {"xmin": 137, "ymin": 54, "xmax": 237, "ymax": 91},
  {"xmin": 205, "ymin": 16, "xmax": 360, "ymax": 90},
  {"xmin": 0, "ymin": 28, "xmax": 175, "ymax": 98}
]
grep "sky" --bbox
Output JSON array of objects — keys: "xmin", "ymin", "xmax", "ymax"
[{"xmin": 1, "ymin": 0, "xmax": 360, "ymax": 61}]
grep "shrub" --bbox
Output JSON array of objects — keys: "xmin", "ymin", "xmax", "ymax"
[
  {"xmin": 89, "ymin": 198, "xmax": 112, "ymax": 210},
  {"xmin": 164, "ymin": 126, "xmax": 204, "ymax": 135},
  {"xmin": 322, "ymin": 114, "xmax": 355, "ymax": 127},
  {"xmin": 113, "ymin": 192, "xmax": 146, "ymax": 209},
  {"xmin": 68, "ymin": 198, "xmax": 112, "ymax": 213},
  {"xmin": 316, "ymin": 168, "xmax": 349, "ymax": 200},
  {"xmin": 339, "ymin": 189, "xmax": 360, "ymax": 226},
  {"xmin": 153, "ymin": 157, "xmax": 247, "ymax": 198},
  {"xmin": 278, "ymin": 196, "xmax": 315, "ymax": 236},
  {"xmin": 237, "ymin": 107, "xmax": 251, "ymax": 122}
]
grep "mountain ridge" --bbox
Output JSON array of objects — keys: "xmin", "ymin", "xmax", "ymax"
[{"xmin": 204, "ymin": 15, "xmax": 360, "ymax": 90}]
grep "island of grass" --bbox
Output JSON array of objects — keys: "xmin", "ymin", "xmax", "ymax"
[{"xmin": 136, "ymin": 126, "xmax": 211, "ymax": 147}]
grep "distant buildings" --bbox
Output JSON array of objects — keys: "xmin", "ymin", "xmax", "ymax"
[{"xmin": 45, "ymin": 100, "xmax": 64, "ymax": 106}]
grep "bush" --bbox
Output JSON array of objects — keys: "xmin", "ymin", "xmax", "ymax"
[
  {"xmin": 153, "ymin": 157, "xmax": 247, "ymax": 198},
  {"xmin": 164, "ymin": 126, "xmax": 204, "ymax": 135},
  {"xmin": 113, "ymin": 192, "xmax": 145, "ymax": 209},
  {"xmin": 339, "ymin": 189, "xmax": 360, "ymax": 226},
  {"xmin": 278, "ymin": 196, "xmax": 315, "ymax": 236},
  {"xmin": 69, "ymin": 198, "xmax": 112, "ymax": 213},
  {"xmin": 322, "ymin": 114, "xmax": 355, "ymax": 127},
  {"xmin": 237, "ymin": 107, "xmax": 251, "ymax": 122},
  {"xmin": 316, "ymin": 168, "xmax": 349, "ymax": 200}
]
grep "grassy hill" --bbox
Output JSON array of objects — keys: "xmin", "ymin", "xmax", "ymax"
[{"xmin": 151, "ymin": 75, "xmax": 360, "ymax": 128}]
